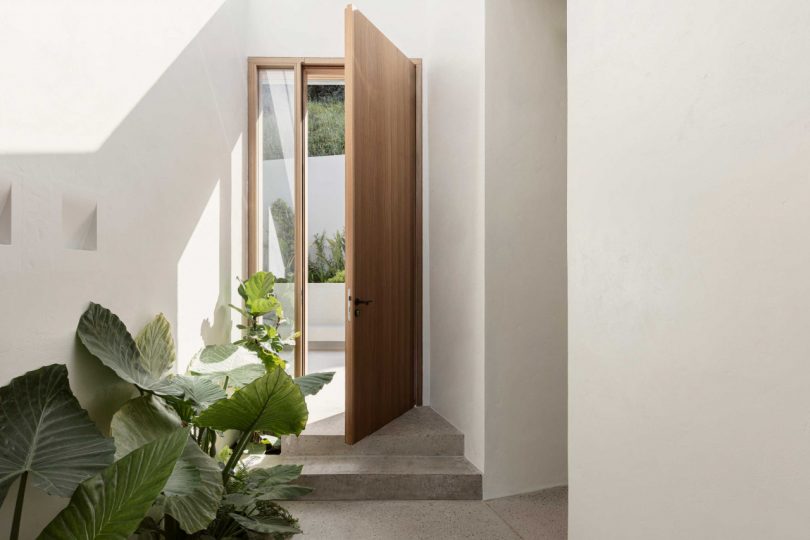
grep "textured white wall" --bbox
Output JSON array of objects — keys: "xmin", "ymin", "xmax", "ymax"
[
  {"xmin": 0, "ymin": 0, "xmax": 246, "ymax": 535},
  {"xmin": 484, "ymin": 0, "xmax": 567, "ymax": 499},
  {"xmin": 420, "ymin": 0, "xmax": 486, "ymax": 472},
  {"xmin": 569, "ymin": 1, "xmax": 810, "ymax": 538},
  {"xmin": 246, "ymin": 0, "xmax": 487, "ymax": 469}
]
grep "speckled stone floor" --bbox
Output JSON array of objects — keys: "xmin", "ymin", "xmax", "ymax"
[{"xmin": 284, "ymin": 485, "xmax": 567, "ymax": 539}]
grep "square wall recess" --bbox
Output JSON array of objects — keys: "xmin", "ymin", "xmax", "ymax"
[
  {"xmin": 62, "ymin": 192, "xmax": 97, "ymax": 251},
  {"xmin": 0, "ymin": 183, "xmax": 11, "ymax": 245}
]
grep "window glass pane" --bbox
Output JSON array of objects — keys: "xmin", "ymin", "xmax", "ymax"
[
  {"xmin": 306, "ymin": 78, "xmax": 346, "ymax": 421},
  {"xmin": 307, "ymin": 83, "xmax": 345, "ymax": 157},
  {"xmin": 259, "ymin": 69, "xmax": 296, "ymax": 370}
]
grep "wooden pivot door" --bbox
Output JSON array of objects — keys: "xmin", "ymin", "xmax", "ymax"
[{"xmin": 344, "ymin": 5, "xmax": 418, "ymax": 444}]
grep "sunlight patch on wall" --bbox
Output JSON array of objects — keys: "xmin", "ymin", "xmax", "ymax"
[
  {"xmin": 177, "ymin": 180, "xmax": 221, "ymax": 371},
  {"xmin": 0, "ymin": 0, "xmax": 227, "ymax": 154},
  {"xmin": 230, "ymin": 135, "xmax": 244, "ymax": 343}
]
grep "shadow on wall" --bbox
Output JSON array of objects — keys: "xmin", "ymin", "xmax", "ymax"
[{"xmin": 0, "ymin": 0, "xmax": 246, "ymax": 534}]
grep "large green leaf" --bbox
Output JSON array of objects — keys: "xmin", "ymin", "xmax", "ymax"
[
  {"xmin": 190, "ymin": 345, "xmax": 266, "ymax": 388},
  {"xmin": 294, "ymin": 371, "xmax": 335, "ymax": 397},
  {"xmin": 203, "ymin": 363, "xmax": 267, "ymax": 388},
  {"xmin": 248, "ymin": 296, "xmax": 283, "ymax": 318},
  {"xmin": 110, "ymin": 396, "xmax": 182, "ymax": 459},
  {"xmin": 161, "ymin": 440, "xmax": 222, "ymax": 531},
  {"xmin": 229, "ymin": 513, "xmax": 301, "ymax": 535},
  {"xmin": 196, "ymin": 344, "xmax": 239, "ymax": 364},
  {"xmin": 195, "ymin": 366, "xmax": 307, "ymax": 436},
  {"xmin": 135, "ymin": 313, "xmax": 175, "ymax": 380},
  {"xmin": 238, "ymin": 271, "xmax": 275, "ymax": 301},
  {"xmin": 145, "ymin": 377, "xmax": 186, "ymax": 398},
  {"xmin": 0, "ymin": 364, "xmax": 114, "ymax": 505},
  {"xmin": 38, "ymin": 428, "xmax": 188, "ymax": 540},
  {"xmin": 248, "ymin": 464, "xmax": 304, "ymax": 487},
  {"xmin": 172, "ymin": 376, "xmax": 227, "ymax": 409},
  {"xmin": 77, "ymin": 303, "xmax": 158, "ymax": 390},
  {"xmin": 248, "ymin": 465, "xmax": 312, "ymax": 500},
  {"xmin": 238, "ymin": 272, "xmax": 283, "ymax": 317},
  {"xmin": 151, "ymin": 375, "xmax": 226, "ymax": 414},
  {"xmin": 111, "ymin": 396, "xmax": 223, "ymax": 533}
]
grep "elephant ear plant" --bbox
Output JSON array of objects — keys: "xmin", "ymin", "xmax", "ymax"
[
  {"xmin": 74, "ymin": 300, "xmax": 331, "ymax": 538},
  {"xmin": 0, "ymin": 364, "xmax": 188, "ymax": 540},
  {"xmin": 0, "ymin": 272, "xmax": 333, "ymax": 539}
]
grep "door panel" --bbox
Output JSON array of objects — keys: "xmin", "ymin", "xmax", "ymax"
[{"xmin": 345, "ymin": 5, "xmax": 417, "ymax": 444}]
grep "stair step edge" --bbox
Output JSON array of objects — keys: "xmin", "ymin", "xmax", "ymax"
[{"xmin": 256, "ymin": 455, "xmax": 482, "ymax": 476}]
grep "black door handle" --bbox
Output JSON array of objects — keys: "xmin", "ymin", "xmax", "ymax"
[{"xmin": 354, "ymin": 297, "xmax": 373, "ymax": 306}]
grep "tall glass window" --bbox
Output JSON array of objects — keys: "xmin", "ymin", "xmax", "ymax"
[
  {"xmin": 258, "ymin": 69, "xmax": 296, "ymax": 369},
  {"xmin": 305, "ymin": 76, "xmax": 346, "ymax": 421}
]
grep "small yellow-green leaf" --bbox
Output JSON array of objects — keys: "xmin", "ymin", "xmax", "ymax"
[{"xmin": 135, "ymin": 313, "xmax": 175, "ymax": 380}]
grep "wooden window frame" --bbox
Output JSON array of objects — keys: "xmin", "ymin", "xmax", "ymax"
[{"xmin": 247, "ymin": 57, "xmax": 423, "ymax": 405}]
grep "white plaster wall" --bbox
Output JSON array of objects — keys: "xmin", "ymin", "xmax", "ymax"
[
  {"xmin": 569, "ymin": 1, "xmax": 810, "ymax": 538},
  {"xmin": 307, "ymin": 155, "xmax": 346, "ymax": 245},
  {"xmin": 484, "ymin": 0, "xmax": 567, "ymax": 499},
  {"xmin": 0, "ymin": 0, "xmax": 247, "ymax": 534},
  {"xmin": 307, "ymin": 283, "xmax": 346, "ymax": 343},
  {"xmin": 246, "ymin": 0, "xmax": 487, "ymax": 469},
  {"xmin": 262, "ymin": 155, "xmax": 345, "ymax": 248}
]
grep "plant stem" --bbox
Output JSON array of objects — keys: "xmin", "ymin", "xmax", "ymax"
[
  {"xmin": 207, "ymin": 430, "xmax": 217, "ymax": 458},
  {"xmin": 10, "ymin": 471, "xmax": 28, "ymax": 540},
  {"xmin": 222, "ymin": 430, "xmax": 252, "ymax": 485}
]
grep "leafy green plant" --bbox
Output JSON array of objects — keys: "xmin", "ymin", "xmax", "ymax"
[
  {"xmin": 308, "ymin": 229, "xmax": 345, "ymax": 283},
  {"xmin": 0, "ymin": 364, "xmax": 191, "ymax": 540},
  {"xmin": 327, "ymin": 268, "xmax": 345, "ymax": 284},
  {"xmin": 0, "ymin": 364, "xmax": 116, "ymax": 540},
  {"xmin": 40, "ymin": 429, "xmax": 188, "ymax": 539},
  {"xmin": 1, "ymin": 283, "xmax": 333, "ymax": 539},
  {"xmin": 230, "ymin": 271, "xmax": 294, "ymax": 370},
  {"xmin": 74, "ymin": 304, "xmax": 229, "ymax": 536},
  {"xmin": 214, "ymin": 465, "xmax": 312, "ymax": 538},
  {"xmin": 75, "ymin": 301, "xmax": 331, "ymax": 538},
  {"xmin": 110, "ymin": 395, "xmax": 223, "ymax": 533}
]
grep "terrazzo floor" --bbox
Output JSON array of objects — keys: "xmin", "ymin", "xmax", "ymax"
[{"xmin": 285, "ymin": 486, "xmax": 567, "ymax": 539}]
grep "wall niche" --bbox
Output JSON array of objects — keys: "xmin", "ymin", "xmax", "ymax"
[{"xmin": 62, "ymin": 192, "xmax": 97, "ymax": 251}]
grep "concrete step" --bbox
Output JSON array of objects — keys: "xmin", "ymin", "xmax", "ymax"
[
  {"xmin": 255, "ymin": 455, "xmax": 482, "ymax": 500},
  {"xmin": 282, "ymin": 407, "xmax": 465, "ymax": 457}
]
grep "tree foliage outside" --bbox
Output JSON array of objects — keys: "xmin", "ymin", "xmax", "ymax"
[
  {"xmin": 307, "ymin": 84, "xmax": 344, "ymax": 157},
  {"xmin": 270, "ymin": 199, "xmax": 346, "ymax": 284},
  {"xmin": 260, "ymin": 84, "xmax": 344, "ymax": 160},
  {"xmin": 270, "ymin": 199, "xmax": 296, "ymax": 281},
  {"xmin": 308, "ymin": 229, "xmax": 345, "ymax": 284}
]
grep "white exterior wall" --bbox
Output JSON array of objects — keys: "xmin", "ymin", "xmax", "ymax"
[
  {"xmin": 0, "ymin": 0, "xmax": 247, "ymax": 534},
  {"xmin": 569, "ymin": 1, "xmax": 810, "ymax": 538}
]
